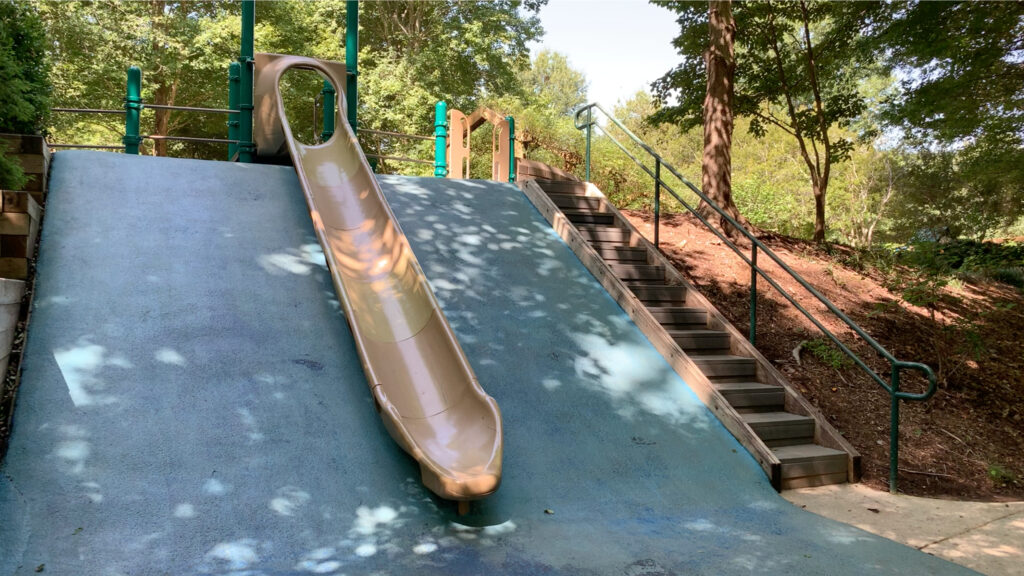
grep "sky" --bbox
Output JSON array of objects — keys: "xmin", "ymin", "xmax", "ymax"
[{"xmin": 531, "ymin": 0, "xmax": 681, "ymax": 108}]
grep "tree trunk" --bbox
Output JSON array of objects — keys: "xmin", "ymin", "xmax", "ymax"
[
  {"xmin": 812, "ymin": 181, "xmax": 826, "ymax": 242},
  {"xmin": 701, "ymin": 0, "xmax": 746, "ymax": 236},
  {"xmin": 153, "ymin": 83, "xmax": 169, "ymax": 157}
]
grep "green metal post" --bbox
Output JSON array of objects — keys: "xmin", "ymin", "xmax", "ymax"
[
  {"xmin": 345, "ymin": 0, "xmax": 358, "ymax": 134},
  {"xmin": 890, "ymin": 366, "xmax": 901, "ymax": 493},
  {"xmin": 237, "ymin": 0, "xmax": 255, "ymax": 162},
  {"xmin": 654, "ymin": 159, "xmax": 661, "ymax": 247},
  {"xmin": 434, "ymin": 101, "xmax": 448, "ymax": 178},
  {"xmin": 123, "ymin": 66, "xmax": 142, "ymax": 155},
  {"xmin": 585, "ymin": 107, "xmax": 592, "ymax": 182},
  {"xmin": 507, "ymin": 115, "xmax": 515, "ymax": 183},
  {"xmin": 227, "ymin": 62, "xmax": 240, "ymax": 160},
  {"xmin": 750, "ymin": 245, "xmax": 758, "ymax": 345},
  {"xmin": 321, "ymin": 80, "xmax": 336, "ymax": 141}
]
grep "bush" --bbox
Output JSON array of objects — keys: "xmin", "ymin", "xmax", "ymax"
[{"xmin": 0, "ymin": 1, "xmax": 51, "ymax": 189}]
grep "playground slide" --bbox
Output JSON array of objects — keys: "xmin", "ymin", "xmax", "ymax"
[{"xmin": 253, "ymin": 54, "xmax": 502, "ymax": 501}]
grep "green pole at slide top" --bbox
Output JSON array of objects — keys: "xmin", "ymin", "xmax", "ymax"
[
  {"xmin": 237, "ymin": 0, "xmax": 255, "ymax": 162},
  {"xmin": 345, "ymin": 1, "xmax": 358, "ymax": 135},
  {"xmin": 507, "ymin": 116, "xmax": 515, "ymax": 183},
  {"xmin": 434, "ymin": 101, "xmax": 448, "ymax": 178},
  {"xmin": 227, "ymin": 62, "xmax": 240, "ymax": 160},
  {"xmin": 321, "ymin": 81, "xmax": 336, "ymax": 141},
  {"xmin": 123, "ymin": 66, "xmax": 142, "ymax": 155}
]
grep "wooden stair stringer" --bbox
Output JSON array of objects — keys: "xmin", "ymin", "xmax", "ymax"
[{"xmin": 519, "ymin": 179, "xmax": 862, "ymax": 489}]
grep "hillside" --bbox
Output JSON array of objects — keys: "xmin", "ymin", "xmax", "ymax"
[{"xmin": 622, "ymin": 209, "xmax": 1024, "ymax": 501}]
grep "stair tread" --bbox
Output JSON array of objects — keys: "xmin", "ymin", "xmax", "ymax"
[
  {"xmin": 692, "ymin": 354, "xmax": 754, "ymax": 362},
  {"xmin": 715, "ymin": 381, "xmax": 782, "ymax": 392},
  {"xmin": 666, "ymin": 329, "xmax": 728, "ymax": 337},
  {"xmin": 743, "ymin": 411, "xmax": 813, "ymax": 424},
  {"xmin": 609, "ymin": 265, "xmax": 663, "ymax": 272},
  {"xmin": 773, "ymin": 444, "xmax": 847, "ymax": 462}
]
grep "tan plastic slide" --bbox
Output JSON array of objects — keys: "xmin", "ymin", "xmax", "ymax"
[{"xmin": 253, "ymin": 53, "xmax": 502, "ymax": 501}]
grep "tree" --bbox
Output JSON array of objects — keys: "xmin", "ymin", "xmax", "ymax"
[
  {"xmin": 40, "ymin": 1, "xmax": 245, "ymax": 156},
  {"xmin": 864, "ymin": 1, "xmax": 1024, "ymax": 240},
  {"xmin": 519, "ymin": 50, "xmax": 587, "ymax": 117},
  {"xmin": 360, "ymin": 0, "xmax": 545, "ymax": 110},
  {"xmin": 700, "ymin": 0, "xmax": 745, "ymax": 234},
  {"xmin": 653, "ymin": 1, "xmax": 881, "ymax": 242},
  {"xmin": 40, "ymin": 1, "xmax": 545, "ymax": 161},
  {"xmin": 0, "ymin": 0, "xmax": 51, "ymax": 189}
]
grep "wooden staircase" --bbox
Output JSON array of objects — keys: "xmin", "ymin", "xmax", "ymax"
[{"xmin": 520, "ymin": 178, "xmax": 860, "ymax": 490}]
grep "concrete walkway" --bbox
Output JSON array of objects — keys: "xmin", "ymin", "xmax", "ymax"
[
  {"xmin": 785, "ymin": 485, "xmax": 1024, "ymax": 575},
  {"xmin": 0, "ymin": 152, "xmax": 976, "ymax": 574}
]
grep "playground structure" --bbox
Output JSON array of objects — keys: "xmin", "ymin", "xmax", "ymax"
[
  {"xmin": 38, "ymin": 0, "xmax": 942, "ymax": 497},
  {"xmin": 0, "ymin": 2, "xmax": 968, "ymax": 572},
  {"xmin": 443, "ymin": 105, "xmax": 580, "ymax": 184},
  {"xmin": 38, "ymin": 0, "xmax": 941, "ymax": 497}
]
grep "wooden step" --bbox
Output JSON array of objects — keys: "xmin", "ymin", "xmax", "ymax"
[
  {"xmin": 668, "ymin": 329, "xmax": 731, "ymax": 351},
  {"xmin": 608, "ymin": 264, "xmax": 664, "ymax": 281},
  {"xmin": 548, "ymin": 193, "xmax": 607, "ymax": 211},
  {"xmin": 564, "ymin": 209, "xmax": 615, "ymax": 225},
  {"xmin": 594, "ymin": 246, "xmax": 648, "ymax": 263},
  {"xmin": 714, "ymin": 382, "xmax": 785, "ymax": 409},
  {"xmin": 576, "ymin": 225, "xmax": 630, "ymax": 243},
  {"xmin": 774, "ymin": 444, "xmax": 849, "ymax": 489},
  {"xmin": 645, "ymin": 306, "xmax": 706, "ymax": 327},
  {"xmin": 630, "ymin": 284, "xmax": 687, "ymax": 304},
  {"xmin": 537, "ymin": 180, "xmax": 588, "ymax": 195},
  {"xmin": 692, "ymin": 355, "xmax": 757, "ymax": 378},
  {"xmin": 743, "ymin": 412, "xmax": 815, "ymax": 447}
]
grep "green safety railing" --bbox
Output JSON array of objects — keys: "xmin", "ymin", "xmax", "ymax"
[{"xmin": 574, "ymin": 102, "xmax": 937, "ymax": 493}]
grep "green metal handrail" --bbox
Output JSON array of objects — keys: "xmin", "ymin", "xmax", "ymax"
[{"xmin": 574, "ymin": 102, "xmax": 936, "ymax": 493}]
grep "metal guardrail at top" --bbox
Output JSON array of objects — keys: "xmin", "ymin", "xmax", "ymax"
[
  {"xmin": 364, "ymin": 153, "xmax": 433, "ymax": 166},
  {"xmin": 51, "ymin": 107, "xmax": 124, "ymax": 115},
  {"xmin": 573, "ymin": 101, "xmax": 937, "ymax": 494},
  {"xmin": 49, "ymin": 143, "xmax": 124, "ymax": 150},
  {"xmin": 361, "ymin": 128, "xmax": 434, "ymax": 142}
]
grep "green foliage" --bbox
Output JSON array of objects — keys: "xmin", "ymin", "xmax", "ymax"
[
  {"xmin": 40, "ymin": 1, "xmax": 544, "ymax": 160},
  {"xmin": 803, "ymin": 337, "xmax": 850, "ymax": 370},
  {"xmin": 0, "ymin": 0, "xmax": 50, "ymax": 134},
  {"xmin": 0, "ymin": 140, "xmax": 26, "ymax": 190},
  {"xmin": 987, "ymin": 464, "xmax": 1019, "ymax": 488},
  {"xmin": 519, "ymin": 50, "xmax": 587, "ymax": 117},
  {"xmin": 897, "ymin": 240, "xmax": 1024, "ymax": 291},
  {"xmin": 40, "ymin": 0, "xmax": 244, "ymax": 155},
  {"xmin": 883, "ymin": 147, "xmax": 1024, "ymax": 242},
  {"xmin": 872, "ymin": 2, "xmax": 1023, "ymax": 147},
  {"xmin": 361, "ymin": 1, "xmax": 544, "ymax": 108},
  {"xmin": 0, "ymin": 0, "xmax": 51, "ymax": 189}
]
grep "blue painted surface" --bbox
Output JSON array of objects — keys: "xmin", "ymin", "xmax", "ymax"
[{"xmin": 0, "ymin": 152, "xmax": 974, "ymax": 575}]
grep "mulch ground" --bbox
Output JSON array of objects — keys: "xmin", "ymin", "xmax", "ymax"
[{"xmin": 624, "ymin": 209, "xmax": 1024, "ymax": 501}]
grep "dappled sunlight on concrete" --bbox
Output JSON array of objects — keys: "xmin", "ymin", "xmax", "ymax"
[
  {"xmin": 203, "ymin": 478, "xmax": 230, "ymax": 497},
  {"xmin": 154, "ymin": 347, "xmax": 187, "ymax": 366},
  {"xmin": 202, "ymin": 538, "xmax": 261, "ymax": 572},
  {"xmin": 270, "ymin": 485, "xmax": 311, "ymax": 516},
  {"xmin": 571, "ymin": 332, "xmax": 712, "ymax": 430},
  {"xmin": 257, "ymin": 242, "xmax": 328, "ymax": 276},
  {"xmin": 53, "ymin": 339, "xmax": 132, "ymax": 407}
]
